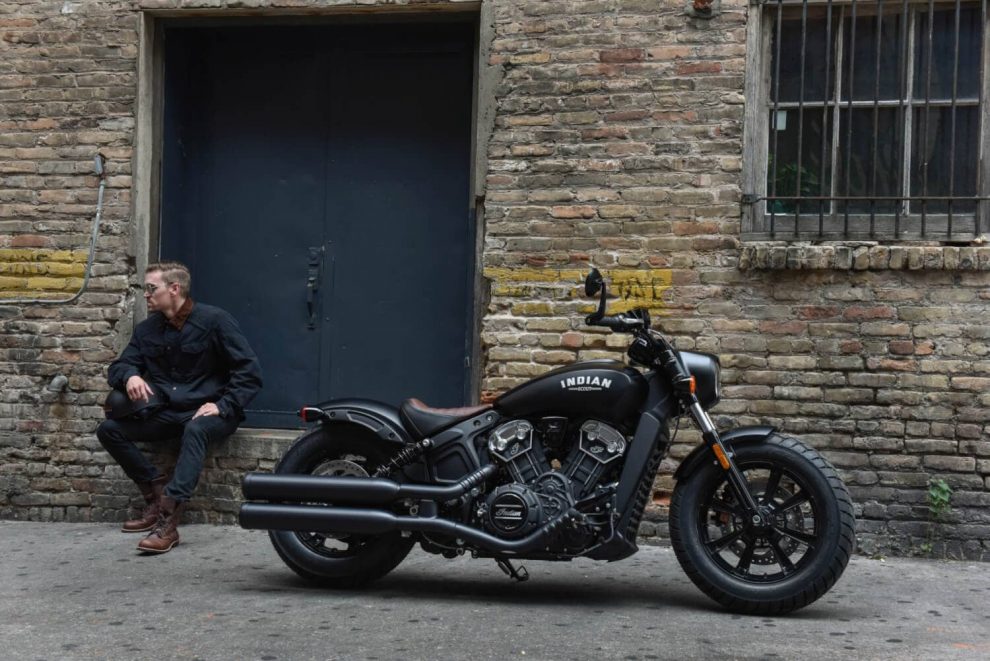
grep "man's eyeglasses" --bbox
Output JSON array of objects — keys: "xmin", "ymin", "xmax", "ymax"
[{"xmin": 143, "ymin": 283, "xmax": 171, "ymax": 295}]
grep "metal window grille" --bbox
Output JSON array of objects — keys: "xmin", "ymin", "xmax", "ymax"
[{"xmin": 742, "ymin": 0, "xmax": 990, "ymax": 241}]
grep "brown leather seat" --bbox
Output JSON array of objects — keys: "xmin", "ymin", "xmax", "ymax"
[{"xmin": 399, "ymin": 398, "xmax": 491, "ymax": 439}]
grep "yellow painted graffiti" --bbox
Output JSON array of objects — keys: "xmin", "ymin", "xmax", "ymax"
[
  {"xmin": 484, "ymin": 267, "xmax": 671, "ymax": 313},
  {"xmin": 0, "ymin": 290, "xmax": 77, "ymax": 300},
  {"xmin": 483, "ymin": 267, "xmax": 590, "ymax": 284},
  {"xmin": 0, "ymin": 261, "xmax": 85, "ymax": 276},
  {"xmin": 0, "ymin": 250, "xmax": 88, "ymax": 295},
  {"xmin": 0, "ymin": 249, "xmax": 86, "ymax": 263}
]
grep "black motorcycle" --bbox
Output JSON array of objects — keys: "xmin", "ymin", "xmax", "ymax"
[{"xmin": 239, "ymin": 269, "xmax": 855, "ymax": 614}]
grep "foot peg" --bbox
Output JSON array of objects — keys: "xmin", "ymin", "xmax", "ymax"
[{"xmin": 496, "ymin": 558, "xmax": 529, "ymax": 582}]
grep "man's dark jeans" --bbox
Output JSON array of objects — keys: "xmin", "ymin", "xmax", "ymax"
[{"xmin": 96, "ymin": 410, "xmax": 239, "ymax": 503}]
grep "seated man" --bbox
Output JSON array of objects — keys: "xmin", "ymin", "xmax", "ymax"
[{"xmin": 97, "ymin": 261, "xmax": 263, "ymax": 554}]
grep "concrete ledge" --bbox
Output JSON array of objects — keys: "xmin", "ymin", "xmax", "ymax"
[{"xmin": 739, "ymin": 243, "xmax": 990, "ymax": 271}]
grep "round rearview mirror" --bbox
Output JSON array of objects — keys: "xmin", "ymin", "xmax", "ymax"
[{"xmin": 584, "ymin": 269, "xmax": 604, "ymax": 297}]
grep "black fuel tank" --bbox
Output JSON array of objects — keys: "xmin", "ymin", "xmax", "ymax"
[{"xmin": 495, "ymin": 360, "xmax": 647, "ymax": 425}]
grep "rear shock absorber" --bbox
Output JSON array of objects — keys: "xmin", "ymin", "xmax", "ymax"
[{"xmin": 373, "ymin": 439, "xmax": 433, "ymax": 478}]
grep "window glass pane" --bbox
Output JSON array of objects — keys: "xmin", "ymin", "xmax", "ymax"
[
  {"xmin": 841, "ymin": 10, "xmax": 907, "ymax": 101},
  {"xmin": 914, "ymin": 6, "xmax": 982, "ymax": 100},
  {"xmin": 767, "ymin": 108, "xmax": 832, "ymax": 214},
  {"xmin": 759, "ymin": 2, "xmax": 983, "ymax": 238},
  {"xmin": 770, "ymin": 15, "xmax": 834, "ymax": 103},
  {"xmin": 911, "ymin": 105, "xmax": 978, "ymax": 212},
  {"xmin": 835, "ymin": 107, "xmax": 901, "ymax": 213}
]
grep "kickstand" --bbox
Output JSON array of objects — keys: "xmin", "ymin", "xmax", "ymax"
[{"xmin": 496, "ymin": 558, "xmax": 529, "ymax": 582}]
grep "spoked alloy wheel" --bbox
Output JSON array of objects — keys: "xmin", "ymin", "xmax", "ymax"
[
  {"xmin": 267, "ymin": 427, "xmax": 414, "ymax": 588},
  {"xmin": 670, "ymin": 434, "xmax": 855, "ymax": 614},
  {"xmin": 294, "ymin": 457, "xmax": 374, "ymax": 559},
  {"xmin": 702, "ymin": 464, "xmax": 820, "ymax": 581}
]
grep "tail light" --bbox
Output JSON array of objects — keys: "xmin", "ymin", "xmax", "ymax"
[{"xmin": 299, "ymin": 406, "xmax": 328, "ymax": 423}]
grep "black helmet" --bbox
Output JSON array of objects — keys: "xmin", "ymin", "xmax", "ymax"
[{"xmin": 103, "ymin": 388, "xmax": 167, "ymax": 420}]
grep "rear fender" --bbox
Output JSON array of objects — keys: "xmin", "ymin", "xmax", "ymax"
[
  {"xmin": 307, "ymin": 398, "xmax": 412, "ymax": 447},
  {"xmin": 673, "ymin": 425, "xmax": 777, "ymax": 481}
]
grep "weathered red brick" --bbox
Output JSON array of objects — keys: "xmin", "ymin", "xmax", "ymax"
[
  {"xmin": 843, "ymin": 305, "xmax": 897, "ymax": 321},
  {"xmin": 675, "ymin": 61, "xmax": 722, "ymax": 75},
  {"xmin": 550, "ymin": 205, "xmax": 597, "ymax": 219},
  {"xmin": 888, "ymin": 340, "xmax": 916, "ymax": 355},
  {"xmin": 651, "ymin": 111, "xmax": 699, "ymax": 122},
  {"xmin": 561, "ymin": 332, "xmax": 583, "ymax": 348},
  {"xmin": 759, "ymin": 321, "xmax": 808, "ymax": 335},
  {"xmin": 798, "ymin": 306, "xmax": 841, "ymax": 320},
  {"xmin": 603, "ymin": 110, "xmax": 650, "ymax": 122},
  {"xmin": 600, "ymin": 48, "xmax": 645, "ymax": 63},
  {"xmin": 10, "ymin": 234, "xmax": 49, "ymax": 248},
  {"xmin": 867, "ymin": 357, "xmax": 919, "ymax": 371},
  {"xmin": 581, "ymin": 127, "xmax": 629, "ymax": 140},
  {"xmin": 647, "ymin": 46, "xmax": 692, "ymax": 60}
]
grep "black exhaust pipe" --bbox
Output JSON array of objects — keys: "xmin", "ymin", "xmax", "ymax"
[
  {"xmin": 242, "ymin": 465, "xmax": 495, "ymax": 505},
  {"xmin": 238, "ymin": 502, "xmax": 566, "ymax": 555}
]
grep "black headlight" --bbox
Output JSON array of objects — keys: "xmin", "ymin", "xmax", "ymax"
[{"xmin": 679, "ymin": 351, "xmax": 721, "ymax": 409}]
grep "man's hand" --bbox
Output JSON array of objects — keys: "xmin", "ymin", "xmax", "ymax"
[
  {"xmin": 125, "ymin": 375, "xmax": 155, "ymax": 402},
  {"xmin": 193, "ymin": 402, "xmax": 220, "ymax": 419}
]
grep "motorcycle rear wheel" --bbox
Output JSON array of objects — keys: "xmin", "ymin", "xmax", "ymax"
[
  {"xmin": 267, "ymin": 426, "xmax": 415, "ymax": 588},
  {"xmin": 669, "ymin": 434, "xmax": 855, "ymax": 614}
]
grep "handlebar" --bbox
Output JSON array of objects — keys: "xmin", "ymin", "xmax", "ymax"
[
  {"xmin": 585, "ymin": 312, "xmax": 646, "ymax": 332},
  {"xmin": 582, "ymin": 270, "xmax": 651, "ymax": 332}
]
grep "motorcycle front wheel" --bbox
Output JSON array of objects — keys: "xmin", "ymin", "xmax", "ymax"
[
  {"xmin": 669, "ymin": 434, "xmax": 855, "ymax": 614},
  {"xmin": 267, "ymin": 425, "xmax": 415, "ymax": 588}
]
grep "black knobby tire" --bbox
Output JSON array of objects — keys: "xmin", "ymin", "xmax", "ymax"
[
  {"xmin": 267, "ymin": 425, "xmax": 415, "ymax": 588},
  {"xmin": 669, "ymin": 434, "xmax": 856, "ymax": 614}
]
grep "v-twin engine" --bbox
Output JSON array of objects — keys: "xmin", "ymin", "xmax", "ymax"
[
  {"xmin": 487, "ymin": 418, "xmax": 627, "ymax": 493},
  {"xmin": 479, "ymin": 418, "xmax": 628, "ymax": 548}
]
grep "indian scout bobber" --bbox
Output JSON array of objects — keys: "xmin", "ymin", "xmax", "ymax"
[{"xmin": 239, "ymin": 269, "xmax": 855, "ymax": 614}]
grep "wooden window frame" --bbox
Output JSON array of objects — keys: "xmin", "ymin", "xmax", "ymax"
[{"xmin": 741, "ymin": 0, "xmax": 990, "ymax": 242}]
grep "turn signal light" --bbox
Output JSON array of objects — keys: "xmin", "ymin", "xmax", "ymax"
[
  {"xmin": 688, "ymin": 376, "xmax": 697, "ymax": 395},
  {"xmin": 712, "ymin": 444, "xmax": 731, "ymax": 470}
]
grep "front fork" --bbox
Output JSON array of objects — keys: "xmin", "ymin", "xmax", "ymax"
[
  {"xmin": 653, "ymin": 334, "xmax": 768, "ymax": 526},
  {"xmin": 688, "ymin": 400, "xmax": 767, "ymax": 527}
]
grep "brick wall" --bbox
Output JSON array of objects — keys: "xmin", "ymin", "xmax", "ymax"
[
  {"xmin": 479, "ymin": 0, "xmax": 989, "ymax": 560},
  {"xmin": 1, "ymin": 0, "xmax": 131, "ymax": 520},
  {"xmin": 0, "ymin": 0, "xmax": 987, "ymax": 560}
]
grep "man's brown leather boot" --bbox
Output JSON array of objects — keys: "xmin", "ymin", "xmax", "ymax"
[
  {"xmin": 121, "ymin": 475, "xmax": 168, "ymax": 533},
  {"xmin": 137, "ymin": 496, "xmax": 185, "ymax": 554}
]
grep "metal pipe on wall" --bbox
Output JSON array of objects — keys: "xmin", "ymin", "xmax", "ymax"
[{"xmin": 0, "ymin": 153, "xmax": 108, "ymax": 306}]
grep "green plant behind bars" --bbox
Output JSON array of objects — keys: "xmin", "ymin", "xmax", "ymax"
[{"xmin": 768, "ymin": 156, "xmax": 821, "ymax": 214}]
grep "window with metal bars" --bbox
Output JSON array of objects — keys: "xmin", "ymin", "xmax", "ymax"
[{"xmin": 741, "ymin": 0, "xmax": 989, "ymax": 241}]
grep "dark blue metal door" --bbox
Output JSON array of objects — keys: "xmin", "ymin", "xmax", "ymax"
[{"xmin": 161, "ymin": 23, "xmax": 475, "ymax": 427}]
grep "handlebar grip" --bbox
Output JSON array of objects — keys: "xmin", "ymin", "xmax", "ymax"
[
  {"xmin": 602, "ymin": 315, "xmax": 643, "ymax": 330},
  {"xmin": 587, "ymin": 313, "xmax": 645, "ymax": 331}
]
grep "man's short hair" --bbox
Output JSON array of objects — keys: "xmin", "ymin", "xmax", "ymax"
[{"xmin": 146, "ymin": 261, "xmax": 191, "ymax": 297}]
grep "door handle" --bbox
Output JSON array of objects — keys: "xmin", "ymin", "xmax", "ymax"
[{"xmin": 306, "ymin": 246, "xmax": 324, "ymax": 330}]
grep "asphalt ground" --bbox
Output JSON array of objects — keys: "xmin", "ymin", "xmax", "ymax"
[{"xmin": 1, "ymin": 521, "xmax": 988, "ymax": 661}]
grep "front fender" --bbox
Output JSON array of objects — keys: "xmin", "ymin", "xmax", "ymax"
[
  {"xmin": 312, "ymin": 398, "xmax": 412, "ymax": 446},
  {"xmin": 673, "ymin": 425, "xmax": 777, "ymax": 481}
]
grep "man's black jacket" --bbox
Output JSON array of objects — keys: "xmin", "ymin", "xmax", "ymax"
[{"xmin": 108, "ymin": 303, "xmax": 263, "ymax": 420}]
